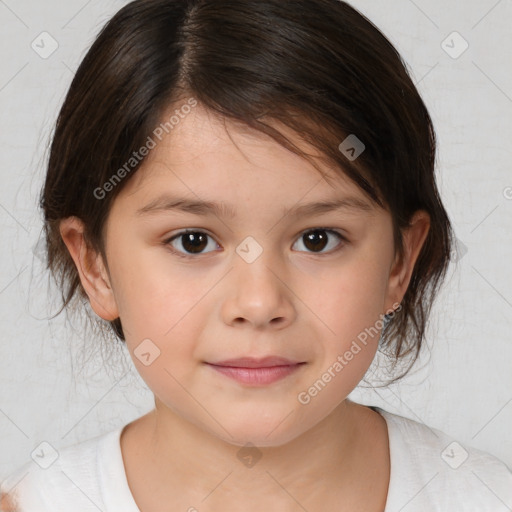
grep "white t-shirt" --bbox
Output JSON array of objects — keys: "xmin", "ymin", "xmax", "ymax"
[{"xmin": 1, "ymin": 406, "xmax": 511, "ymax": 511}]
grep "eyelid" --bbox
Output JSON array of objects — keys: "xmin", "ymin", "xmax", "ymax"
[{"xmin": 163, "ymin": 227, "xmax": 348, "ymax": 258}]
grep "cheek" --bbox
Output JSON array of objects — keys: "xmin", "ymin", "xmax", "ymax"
[
  {"xmin": 109, "ymin": 244, "xmax": 214, "ymax": 337},
  {"xmin": 306, "ymin": 256, "xmax": 389, "ymax": 349},
  {"xmin": 107, "ymin": 248, "xmax": 219, "ymax": 394},
  {"xmin": 115, "ymin": 261, "xmax": 212, "ymax": 407},
  {"xmin": 292, "ymin": 265, "xmax": 386, "ymax": 417}
]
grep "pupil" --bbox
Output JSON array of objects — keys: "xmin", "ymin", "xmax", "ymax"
[
  {"xmin": 304, "ymin": 231, "xmax": 327, "ymax": 252},
  {"xmin": 183, "ymin": 233, "xmax": 207, "ymax": 253}
]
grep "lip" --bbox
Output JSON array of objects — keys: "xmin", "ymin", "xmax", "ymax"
[
  {"xmin": 205, "ymin": 357, "xmax": 306, "ymax": 386},
  {"xmin": 208, "ymin": 356, "xmax": 302, "ymax": 368}
]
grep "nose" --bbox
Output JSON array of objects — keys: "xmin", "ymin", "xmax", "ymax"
[{"xmin": 220, "ymin": 256, "xmax": 297, "ymax": 330}]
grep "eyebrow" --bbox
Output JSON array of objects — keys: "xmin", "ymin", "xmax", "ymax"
[{"xmin": 136, "ymin": 194, "xmax": 374, "ymax": 219}]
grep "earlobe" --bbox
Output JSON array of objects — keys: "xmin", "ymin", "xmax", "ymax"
[
  {"xmin": 385, "ymin": 210, "xmax": 430, "ymax": 311},
  {"xmin": 59, "ymin": 216, "xmax": 119, "ymax": 321}
]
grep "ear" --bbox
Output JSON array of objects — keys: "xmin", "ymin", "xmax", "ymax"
[
  {"xmin": 384, "ymin": 210, "xmax": 430, "ymax": 312},
  {"xmin": 59, "ymin": 216, "xmax": 119, "ymax": 321}
]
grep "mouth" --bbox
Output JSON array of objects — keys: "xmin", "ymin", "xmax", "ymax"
[{"xmin": 205, "ymin": 356, "xmax": 307, "ymax": 386}]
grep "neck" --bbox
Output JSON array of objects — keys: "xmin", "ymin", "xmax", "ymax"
[{"xmin": 120, "ymin": 398, "xmax": 388, "ymax": 511}]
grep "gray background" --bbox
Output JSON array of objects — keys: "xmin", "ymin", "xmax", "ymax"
[{"xmin": 1, "ymin": 0, "xmax": 511, "ymax": 479}]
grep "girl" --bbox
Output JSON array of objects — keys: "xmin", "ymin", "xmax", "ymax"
[{"xmin": 1, "ymin": 0, "xmax": 511, "ymax": 510}]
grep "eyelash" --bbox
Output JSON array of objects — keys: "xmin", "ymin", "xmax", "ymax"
[{"xmin": 162, "ymin": 228, "xmax": 348, "ymax": 260}]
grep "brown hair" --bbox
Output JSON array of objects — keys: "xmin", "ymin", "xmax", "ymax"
[{"xmin": 40, "ymin": 0, "xmax": 454, "ymax": 383}]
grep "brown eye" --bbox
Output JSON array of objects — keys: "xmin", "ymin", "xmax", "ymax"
[
  {"xmin": 166, "ymin": 231, "xmax": 219, "ymax": 256},
  {"xmin": 293, "ymin": 229, "xmax": 345, "ymax": 254},
  {"xmin": 180, "ymin": 232, "xmax": 208, "ymax": 253}
]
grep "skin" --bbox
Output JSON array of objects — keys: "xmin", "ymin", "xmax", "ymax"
[
  {"xmin": 60, "ymin": 103, "xmax": 430, "ymax": 511},
  {"xmin": 0, "ymin": 492, "xmax": 17, "ymax": 512}
]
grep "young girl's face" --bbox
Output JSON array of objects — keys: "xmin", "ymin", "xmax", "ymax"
[{"xmin": 85, "ymin": 102, "xmax": 423, "ymax": 447}]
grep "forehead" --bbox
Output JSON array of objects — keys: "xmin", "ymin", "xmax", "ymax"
[{"xmin": 118, "ymin": 102, "xmax": 375, "ymax": 211}]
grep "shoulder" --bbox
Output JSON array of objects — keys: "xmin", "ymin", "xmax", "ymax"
[
  {"xmin": 373, "ymin": 407, "xmax": 512, "ymax": 512},
  {"xmin": 0, "ymin": 427, "xmax": 122, "ymax": 512}
]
